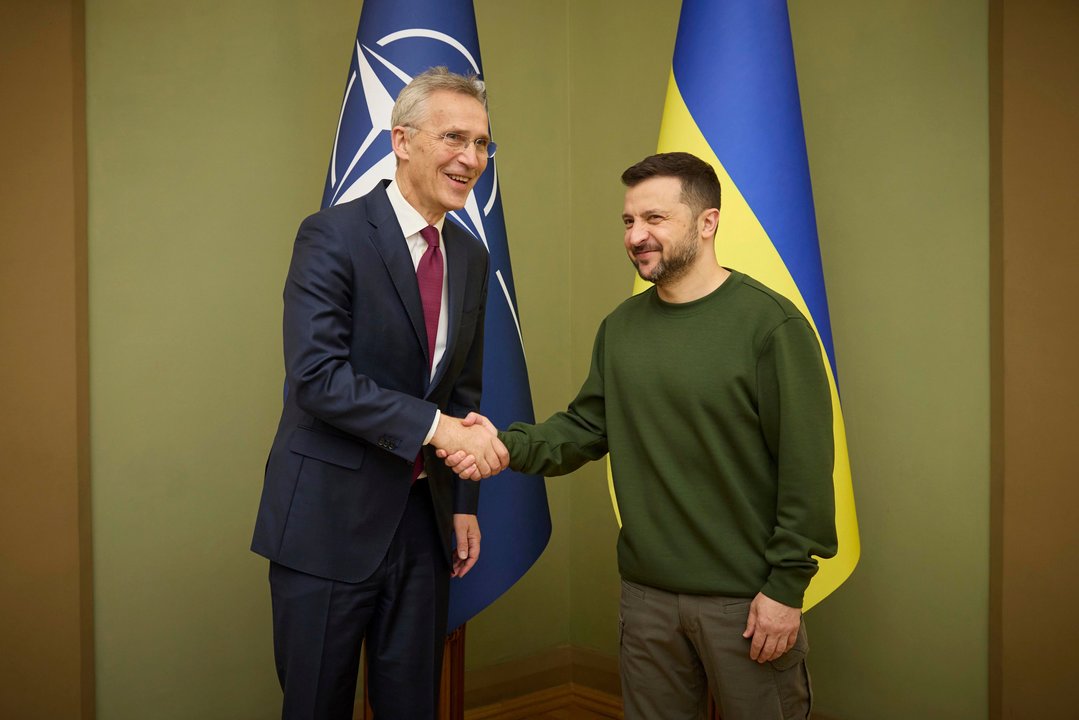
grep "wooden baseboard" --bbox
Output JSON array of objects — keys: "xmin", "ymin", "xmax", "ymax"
[
  {"xmin": 465, "ymin": 683, "xmax": 622, "ymax": 720},
  {"xmin": 464, "ymin": 645, "xmax": 620, "ymax": 710}
]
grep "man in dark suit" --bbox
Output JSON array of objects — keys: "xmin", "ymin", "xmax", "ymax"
[{"xmin": 252, "ymin": 67, "xmax": 508, "ymax": 719}]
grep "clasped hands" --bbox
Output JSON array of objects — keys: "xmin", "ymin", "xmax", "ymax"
[{"xmin": 431, "ymin": 412, "xmax": 507, "ymax": 480}]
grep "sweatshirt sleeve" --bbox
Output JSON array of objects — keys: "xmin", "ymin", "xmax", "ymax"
[
  {"xmin": 756, "ymin": 317, "xmax": 839, "ymax": 607},
  {"xmin": 499, "ymin": 321, "xmax": 610, "ymax": 476}
]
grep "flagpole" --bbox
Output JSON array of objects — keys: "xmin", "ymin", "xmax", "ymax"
[{"xmin": 361, "ymin": 627, "xmax": 466, "ymax": 719}]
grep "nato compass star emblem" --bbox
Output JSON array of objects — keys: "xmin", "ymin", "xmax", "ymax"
[{"xmin": 324, "ymin": 29, "xmax": 502, "ymax": 258}]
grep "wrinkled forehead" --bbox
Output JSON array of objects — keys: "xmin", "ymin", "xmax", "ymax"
[{"xmin": 420, "ymin": 91, "xmax": 489, "ymax": 130}]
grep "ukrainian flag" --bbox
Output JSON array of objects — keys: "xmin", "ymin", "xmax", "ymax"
[{"xmin": 625, "ymin": 0, "xmax": 859, "ymax": 610}]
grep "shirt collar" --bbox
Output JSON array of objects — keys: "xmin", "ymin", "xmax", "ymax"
[{"xmin": 386, "ymin": 180, "xmax": 445, "ymax": 239}]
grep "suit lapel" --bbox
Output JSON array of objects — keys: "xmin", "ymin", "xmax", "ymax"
[{"xmin": 365, "ymin": 185, "xmax": 429, "ymax": 363}]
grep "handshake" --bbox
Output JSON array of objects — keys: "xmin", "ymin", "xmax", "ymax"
[{"xmin": 430, "ymin": 412, "xmax": 508, "ymax": 480}]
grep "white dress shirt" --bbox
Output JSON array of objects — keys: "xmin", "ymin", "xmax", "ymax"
[{"xmin": 386, "ymin": 180, "xmax": 449, "ymax": 446}]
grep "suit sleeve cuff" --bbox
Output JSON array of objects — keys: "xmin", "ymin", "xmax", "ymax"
[{"xmin": 423, "ymin": 409, "xmax": 441, "ymax": 445}]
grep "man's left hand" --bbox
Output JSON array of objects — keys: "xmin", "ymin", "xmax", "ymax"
[
  {"xmin": 451, "ymin": 513, "xmax": 481, "ymax": 577},
  {"xmin": 742, "ymin": 592, "xmax": 801, "ymax": 663}
]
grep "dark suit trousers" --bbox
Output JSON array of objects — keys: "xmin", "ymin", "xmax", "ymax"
[{"xmin": 269, "ymin": 478, "xmax": 450, "ymax": 720}]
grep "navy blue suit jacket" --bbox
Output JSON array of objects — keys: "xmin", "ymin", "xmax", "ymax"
[{"xmin": 252, "ymin": 181, "xmax": 487, "ymax": 583}]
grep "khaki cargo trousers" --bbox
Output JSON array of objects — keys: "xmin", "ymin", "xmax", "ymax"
[{"xmin": 619, "ymin": 579, "xmax": 812, "ymax": 720}]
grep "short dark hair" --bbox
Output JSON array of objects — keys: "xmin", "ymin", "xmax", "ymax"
[{"xmin": 621, "ymin": 152, "xmax": 722, "ymax": 216}]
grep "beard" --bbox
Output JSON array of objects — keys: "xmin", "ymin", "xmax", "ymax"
[{"xmin": 632, "ymin": 232, "xmax": 700, "ymax": 286}]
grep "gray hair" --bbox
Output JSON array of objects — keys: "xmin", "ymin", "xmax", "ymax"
[{"xmin": 391, "ymin": 66, "xmax": 488, "ymax": 130}]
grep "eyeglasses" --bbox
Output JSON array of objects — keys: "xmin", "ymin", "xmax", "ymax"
[{"xmin": 408, "ymin": 127, "xmax": 497, "ymax": 158}]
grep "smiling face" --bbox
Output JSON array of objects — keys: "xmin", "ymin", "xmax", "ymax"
[
  {"xmin": 392, "ymin": 90, "xmax": 490, "ymax": 223},
  {"xmin": 622, "ymin": 176, "xmax": 704, "ymax": 286}
]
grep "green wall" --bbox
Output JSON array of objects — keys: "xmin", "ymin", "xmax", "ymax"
[
  {"xmin": 87, "ymin": 2, "xmax": 357, "ymax": 716},
  {"xmin": 87, "ymin": 1, "xmax": 989, "ymax": 718},
  {"xmin": 789, "ymin": 2, "xmax": 989, "ymax": 717}
]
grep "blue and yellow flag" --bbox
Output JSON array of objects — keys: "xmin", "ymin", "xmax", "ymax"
[
  {"xmin": 622, "ymin": 0, "xmax": 859, "ymax": 610},
  {"xmin": 322, "ymin": 0, "xmax": 551, "ymax": 630}
]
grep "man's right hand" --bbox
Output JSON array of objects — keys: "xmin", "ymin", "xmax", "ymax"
[
  {"xmin": 436, "ymin": 412, "xmax": 504, "ymax": 480},
  {"xmin": 430, "ymin": 413, "xmax": 508, "ymax": 479}
]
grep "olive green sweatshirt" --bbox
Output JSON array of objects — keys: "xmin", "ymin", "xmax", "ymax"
[{"xmin": 500, "ymin": 270, "xmax": 838, "ymax": 608}]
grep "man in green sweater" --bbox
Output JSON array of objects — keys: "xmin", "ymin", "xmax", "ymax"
[{"xmin": 442, "ymin": 152, "xmax": 837, "ymax": 720}]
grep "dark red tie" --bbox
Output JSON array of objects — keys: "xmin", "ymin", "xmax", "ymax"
[
  {"xmin": 416, "ymin": 225, "xmax": 443, "ymax": 370},
  {"xmin": 413, "ymin": 225, "xmax": 443, "ymax": 480}
]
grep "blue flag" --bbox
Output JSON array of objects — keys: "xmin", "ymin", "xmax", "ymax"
[
  {"xmin": 629, "ymin": 0, "xmax": 859, "ymax": 609},
  {"xmin": 321, "ymin": 0, "xmax": 551, "ymax": 631}
]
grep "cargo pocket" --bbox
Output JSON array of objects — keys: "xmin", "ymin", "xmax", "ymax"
[{"xmin": 771, "ymin": 622, "xmax": 812, "ymax": 719}]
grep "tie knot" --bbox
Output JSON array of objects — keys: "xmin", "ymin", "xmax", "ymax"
[{"xmin": 420, "ymin": 225, "xmax": 439, "ymax": 249}]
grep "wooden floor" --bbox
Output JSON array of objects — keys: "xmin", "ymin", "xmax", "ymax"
[
  {"xmin": 465, "ymin": 684, "xmax": 622, "ymax": 720},
  {"xmin": 515, "ymin": 706, "xmax": 616, "ymax": 720}
]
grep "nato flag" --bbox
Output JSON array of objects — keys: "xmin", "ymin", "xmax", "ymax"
[{"xmin": 321, "ymin": 0, "xmax": 551, "ymax": 631}]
